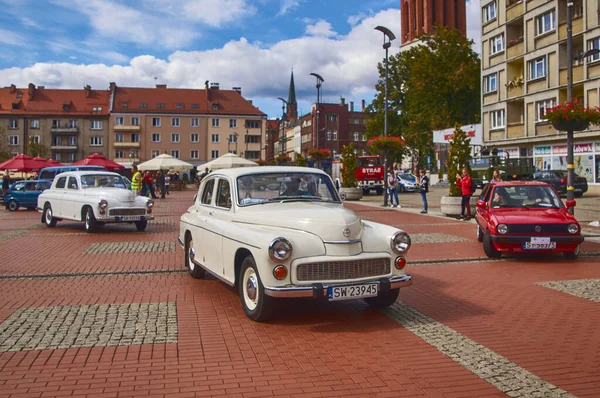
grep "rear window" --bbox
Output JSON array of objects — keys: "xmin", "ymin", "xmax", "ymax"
[{"xmin": 39, "ymin": 170, "xmax": 56, "ymax": 180}]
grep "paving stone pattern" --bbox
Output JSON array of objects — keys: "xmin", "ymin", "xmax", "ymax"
[
  {"xmin": 409, "ymin": 232, "xmax": 471, "ymax": 244},
  {"xmin": 538, "ymin": 279, "xmax": 600, "ymax": 303},
  {"xmin": 0, "ymin": 302, "xmax": 177, "ymax": 352},
  {"xmin": 85, "ymin": 241, "xmax": 175, "ymax": 254},
  {"xmin": 0, "ymin": 223, "xmax": 42, "ymax": 244},
  {"xmin": 383, "ymin": 301, "xmax": 573, "ymax": 398},
  {"xmin": 149, "ymin": 217, "xmax": 175, "ymax": 224}
]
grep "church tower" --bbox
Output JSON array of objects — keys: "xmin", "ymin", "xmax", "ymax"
[
  {"xmin": 286, "ymin": 69, "xmax": 298, "ymax": 120},
  {"xmin": 400, "ymin": 0, "xmax": 466, "ymax": 47}
]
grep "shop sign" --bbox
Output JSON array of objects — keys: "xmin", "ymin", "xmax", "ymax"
[
  {"xmin": 552, "ymin": 143, "xmax": 592, "ymax": 155},
  {"xmin": 498, "ymin": 147, "xmax": 519, "ymax": 158},
  {"xmin": 533, "ymin": 145, "xmax": 551, "ymax": 156},
  {"xmin": 433, "ymin": 124, "xmax": 482, "ymax": 145}
]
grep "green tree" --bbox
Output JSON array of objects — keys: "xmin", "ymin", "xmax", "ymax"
[
  {"xmin": 366, "ymin": 26, "xmax": 480, "ymax": 169},
  {"xmin": 295, "ymin": 152, "xmax": 307, "ymax": 167},
  {"xmin": 340, "ymin": 143, "xmax": 358, "ymax": 188},
  {"xmin": 27, "ymin": 137, "xmax": 49, "ymax": 158},
  {"xmin": 0, "ymin": 125, "xmax": 10, "ymax": 162},
  {"xmin": 446, "ymin": 124, "xmax": 472, "ymax": 197}
]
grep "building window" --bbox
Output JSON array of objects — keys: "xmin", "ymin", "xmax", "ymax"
[
  {"xmin": 52, "ymin": 120, "xmax": 61, "ymax": 128},
  {"xmin": 211, "ymin": 150, "xmax": 219, "ymax": 159},
  {"xmin": 131, "ymin": 117, "xmax": 140, "ymax": 126},
  {"xmin": 172, "ymin": 117, "xmax": 180, "ymax": 127},
  {"xmin": 151, "ymin": 133, "xmax": 160, "ymax": 143},
  {"xmin": 9, "ymin": 120, "xmax": 17, "ymax": 129},
  {"xmin": 176, "ymin": 103, "xmax": 184, "ymax": 109},
  {"xmin": 327, "ymin": 115, "xmax": 338, "ymax": 122},
  {"xmin": 212, "ymin": 104, "xmax": 218, "ymax": 110},
  {"xmin": 157, "ymin": 103, "xmax": 165, "ymax": 109},
  {"xmin": 245, "ymin": 135, "xmax": 259, "ymax": 144},
  {"xmin": 115, "ymin": 133, "xmax": 124, "ymax": 142},
  {"xmin": 69, "ymin": 120, "xmax": 77, "ymax": 128},
  {"xmin": 67, "ymin": 153, "xmax": 76, "ymax": 162},
  {"xmin": 90, "ymin": 136, "xmax": 103, "ymax": 146},
  {"xmin": 131, "ymin": 133, "xmax": 140, "ymax": 142},
  {"xmin": 211, "ymin": 133, "xmax": 219, "ymax": 143},
  {"xmin": 152, "ymin": 117, "xmax": 161, "ymax": 127},
  {"xmin": 30, "ymin": 120, "xmax": 39, "ymax": 129},
  {"xmin": 171, "ymin": 150, "xmax": 179, "ymax": 158},
  {"xmin": 171, "ymin": 133, "xmax": 180, "ymax": 143},
  {"xmin": 536, "ymin": 10, "xmax": 556, "ymax": 36},
  {"xmin": 483, "ymin": 1, "xmax": 496, "ymax": 23},
  {"xmin": 52, "ymin": 136, "xmax": 61, "ymax": 146},
  {"xmin": 229, "ymin": 133, "xmax": 237, "ymax": 143},
  {"xmin": 92, "ymin": 107, "xmax": 102, "ymax": 112},
  {"xmin": 90, "ymin": 120, "xmax": 103, "ymax": 130},
  {"xmin": 115, "ymin": 150, "xmax": 124, "ymax": 158},
  {"xmin": 31, "ymin": 135, "xmax": 40, "ymax": 144},
  {"xmin": 332, "ymin": 131, "xmax": 338, "ymax": 140},
  {"xmin": 528, "ymin": 56, "xmax": 547, "ymax": 80},
  {"xmin": 536, "ymin": 98, "xmax": 556, "ymax": 122},
  {"xmin": 490, "ymin": 110, "xmax": 505, "ymax": 129},
  {"xmin": 8, "ymin": 136, "xmax": 19, "ymax": 146},
  {"xmin": 588, "ymin": 37, "xmax": 600, "ymax": 62},
  {"xmin": 212, "ymin": 118, "xmax": 220, "ymax": 127},
  {"xmin": 484, "ymin": 72, "xmax": 498, "ymax": 93},
  {"xmin": 326, "ymin": 131, "xmax": 331, "ymax": 140},
  {"xmin": 139, "ymin": 102, "xmax": 148, "ymax": 108},
  {"xmin": 190, "ymin": 133, "xmax": 199, "ymax": 143},
  {"xmin": 67, "ymin": 136, "xmax": 77, "ymax": 146},
  {"xmin": 115, "ymin": 117, "xmax": 124, "ymax": 125},
  {"xmin": 191, "ymin": 103, "xmax": 199, "ymax": 109},
  {"xmin": 490, "ymin": 34, "xmax": 504, "ymax": 55},
  {"xmin": 246, "ymin": 120, "xmax": 260, "ymax": 128},
  {"xmin": 229, "ymin": 119, "xmax": 237, "ymax": 128},
  {"xmin": 190, "ymin": 150, "xmax": 199, "ymax": 159},
  {"xmin": 362, "ymin": 134, "xmax": 366, "ymax": 141},
  {"xmin": 353, "ymin": 132, "xmax": 359, "ymax": 141},
  {"xmin": 151, "ymin": 150, "xmax": 159, "ymax": 158},
  {"xmin": 191, "ymin": 118, "xmax": 199, "ymax": 127}
]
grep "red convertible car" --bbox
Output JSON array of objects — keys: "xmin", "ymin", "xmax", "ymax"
[{"xmin": 475, "ymin": 181, "xmax": 584, "ymax": 259}]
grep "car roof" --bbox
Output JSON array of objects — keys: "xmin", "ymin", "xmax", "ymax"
[
  {"xmin": 55, "ymin": 171, "xmax": 122, "ymax": 178},
  {"xmin": 489, "ymin": 181, "xmax": 551, "ymax": 187},
  {"xmin": 205, "ymin": 166, "xmax": 330, "ymax": 179},
  {"xmin": 13, "ymin": 179, "xmax": 52, "ymax": 184},
  {"xmin": 41, "ymin": 165, "xmax": 105, "ymax": 171}
]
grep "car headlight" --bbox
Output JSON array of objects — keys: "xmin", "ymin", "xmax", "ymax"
[
  {"xmin": 147, "ymin": 200, "xmax": 154, "ymax": 209},
  {"xmin": 391, "ymin": 231, "xmax": 411, "ymax": 254},
  {"xmin": 98, "ymin": 199, "xmax": 108, "ymax": 209},
  {"xmin": 497, "ymin": 224, "xmax": 508, "ymax": 235},
  {"xmin": 268, "ymin": 237, "xmax": 292, "ymax": 261},
  {"xmin": 568, "ymin": 223, "xmax": 579, "ymax": 234}
]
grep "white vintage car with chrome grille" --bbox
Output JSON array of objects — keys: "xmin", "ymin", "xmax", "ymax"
[
  {"xmin": 37, "ymin": 171, "xmax": 154, "ymax": 233},
  {"xmin": 178, "ymin": 166, "xmax": 412, "ymax": 321}
]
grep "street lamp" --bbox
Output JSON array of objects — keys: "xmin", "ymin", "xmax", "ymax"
[
  {"xmin": 277, "ymin": 97, "xmax": 288, "ymax": 161},
  {"xmin": 245, "ymin": 122, "xmax": 249, "ymax": 158},
  {"xmin": 310, "ymin": 72, "xmax": 324, "ymax": 164},
  {"xmin": 375, "ymin": 25, "xmax": 396, "ymax": 208}
]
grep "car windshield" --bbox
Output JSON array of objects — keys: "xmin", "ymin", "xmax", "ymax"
[
  {"xmin": 236, "ymin": 172, "xmax": 340, "ymax": 206},
  {"xmin": 81, "ymin": 174, "xmax": 127, "ymax": 189},
  {"xmin": 490, "ymin": 185, "xmax": 563, "ymax": 209},
  {"xmin": 397, "ymin": 173, "xmax": 416, "ymax": 182}
]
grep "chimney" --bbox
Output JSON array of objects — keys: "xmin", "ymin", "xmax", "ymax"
[
  {"xmin": 28, "ymin": 83, "xmax": 35, "ymax": 99},
  {"xmin": 361, "ymin": 99, "xmax": 365, "ymax": 111},
  {"xmin": 340, "ymin": 97, "xmax": 345, "ymax": 105},
  {"xmin": 84, "ymin": 84, "xmax": 91, "ymax": 97},
  {"xmin": 205, "ymin": 80, "xmax": 210, "ymax": 102},
  {"xmin": 156, "ymin": 84, "xmax": 167, "ymax": 89},
  {"xmin": 232, "ymin": 87, "xmax": 242, "ymax": 94},
  {"xmin": 350, "ymin": 101, "xmax": 354, "ymax": 112},
  {"xmin": 38, "ymin": 86, "xmax": 45, "ymax": 89},
  {"xmin": 210, "ymin": 82, "xmax": 220, "ymax": 90},
  {"xmin": 109, "ymin": 82, "xmax": 117, "ymax": 92},
  {"xmin": 9, "ymin": 84, "xmax": 16, "ymax": 93}
]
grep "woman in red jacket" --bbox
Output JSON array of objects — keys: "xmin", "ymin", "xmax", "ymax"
[{"xmin": 455, "ymin": 168, "xmax": 473, "ymax": 221}]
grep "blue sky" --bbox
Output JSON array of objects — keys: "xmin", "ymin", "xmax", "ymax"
[{"xmin": 0, "ymin": 0, "xmax": 480, "ymax": 119}]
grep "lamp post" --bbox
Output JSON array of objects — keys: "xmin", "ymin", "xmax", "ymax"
[
  {"xmin": 310, "ymin": 72, "xmax": 324, "ymax": 166},
  {"xmin": 277, "ymin": 97, "xmax": 288, "ymax": 162},
  {"xmin": 375, "ymin": 25, "xmax": 396, "ymax": 208}
]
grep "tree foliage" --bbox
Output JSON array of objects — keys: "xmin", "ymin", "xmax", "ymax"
[
  {"xmin": 366, "ymin": 26, "xmax": 480, "ymax": 170},
  {"xmin": 0, "ymin": 125, "xmax": 10, "ymax": 162},
  {"xmin": 28, "ymin": 137, "xmax": 49, "ymax": 158},
  {"xmin": 295, "ymin": 152, "xmax": 307, "ymax": 167},
  {"xmin": 367, "ymin": 136, "xmax": 407, "ymax": 165},
  {"xmin": 446, "ymin": 124, "xmax": 472, "ymax": 197},
  {"xmin": 340, "ymin": 143, "xmax": 358, "ymax": 188}
]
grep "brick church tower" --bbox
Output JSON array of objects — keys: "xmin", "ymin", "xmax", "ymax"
[{"xmin": 400, "ymin": 0, "xmax": 466, "ymax": 47}]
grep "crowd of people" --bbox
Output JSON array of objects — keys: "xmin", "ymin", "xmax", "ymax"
[
  {"xmin": 386, "ymin": 167, "xmax": 430, "ymax": 214},
  {"xmin": 130, "ymin": 166, "xmax": 180, "ymax": 199}
]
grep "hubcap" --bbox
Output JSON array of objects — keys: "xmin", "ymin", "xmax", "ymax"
[
  {"xmin": 188, "ymin": 241, "xmax": 195, "ymax": 270},
  {"xmin": 243, "ymin": 267, "xmax": 258, "ymax": 311},
  {"xmin": 46, "ymin": 208, "xmax": 52, "ymax": 223},
  {"xmin": 246, "ymin": 276, "xmax": 257, "ymax": 300}
]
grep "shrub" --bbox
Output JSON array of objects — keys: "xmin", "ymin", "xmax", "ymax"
[{"xmin": 340, "ymin": 143, "xmax": 358, "ymax": 188}]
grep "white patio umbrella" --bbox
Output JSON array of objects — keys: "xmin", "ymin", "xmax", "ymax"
[
  {"xmin": 137, "ymin": 154, "xmax": 193, "ymax": 171},
  {"xmin": 198, "ymin": 153, "xmax": 259, "ymax": 171}
]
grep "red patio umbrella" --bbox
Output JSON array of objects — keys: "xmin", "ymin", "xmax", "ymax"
[
  {"xmin": 0, "ymin": 154, "xmax": 48, "ymax": 173},
  {"xmin": 73, "ymin": 153, "xmax": 125, "ymax": 171},
  {"xmin": 32, "ymin": 157, "xmax": 51, "ymax": 168},
  {"xmin": 46, "ymin": 159, "xmax": 64, "ymax": 166}
]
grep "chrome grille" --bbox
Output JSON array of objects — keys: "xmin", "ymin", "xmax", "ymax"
[
  {"xmin": 109, "ymin": 208, "xmax": 146, "ymax": 216},
  {"xmin": 296, "ymin": 258, "xmax": 390, "ymax": 281}
]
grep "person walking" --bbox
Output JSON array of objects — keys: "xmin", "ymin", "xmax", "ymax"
[
  {"xmin": 455, "ymin": 168, "xmax": 473, "ymax": 221},
  {"xmin": 418, "ymin": 169, "xmax": 429, "ymax": 214},
  {"xmin": 2, "ymin": 173, "xmax": 10, "ymax": 196},
  {"xmin": 158, "ymin": 170, "xmax": 166, "ymax": 199},
  {"xmin": 387, "ymin": 168, "xmax": 400, "ymax": 208},
  {"xmin": 131, "ymin": 166, "xmax": 142, "ymax": 196}
]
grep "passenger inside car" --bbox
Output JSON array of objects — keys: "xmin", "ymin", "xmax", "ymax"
[{"xmin": 491, "ymin": 188, "xmax": 509, "ymax": 207}]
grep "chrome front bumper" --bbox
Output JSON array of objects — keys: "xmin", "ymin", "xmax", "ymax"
[
  {"xmin": 97, "ymin": 214, "xmax": 154, "ymax": 222},
  {"xmin": 264, "ymin": 275, "xmax": 413, "ymax": 298}
]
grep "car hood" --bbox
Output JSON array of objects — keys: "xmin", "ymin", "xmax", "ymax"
[
  {"xmin": 492, "ymin": 208, "xmax": 576, "ymax": 224},
  {"xmin": 235, "ymin": 202, "xmax": 362, "ymax": 241},
  {"xmin": 83, "ymin": 188, "xmax": 137, "ymax": 203}
]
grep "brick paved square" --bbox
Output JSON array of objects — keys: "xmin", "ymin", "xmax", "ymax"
[
  {"xmin": 410, "ymin": 232, "xmax": 471, "ymax": 244},
  {"xmin": 84, "ymin": 241, "xmax": 175, "ymax": 254},
  {"xmin": 538, "ymin": 279, "xmax": 600, "ymax": 303},
  {"xmin": 0, "ymin": 302, "xmax": 177, "ymax": 352}
]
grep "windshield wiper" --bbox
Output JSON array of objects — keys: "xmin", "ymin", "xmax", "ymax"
[{"xmin": 267, "ymin": 196, "xmax": 327, "ymax": 203}]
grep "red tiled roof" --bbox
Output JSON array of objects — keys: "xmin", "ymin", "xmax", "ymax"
[
  {"xmin": 0, "ymin": 85, "xmax": 110, "ymax": 116},
  {"xmin": 266, "ymin": 119, "xmax": 280, "ymax": 129},
  {"xmin": 112, "ymin": 86, "xmax": 265, "ymax": 116}
]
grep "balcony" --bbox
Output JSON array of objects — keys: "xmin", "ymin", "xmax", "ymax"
[
  {"xmin": 113, "ymin": 125, "xmax": 141, "ymax": 132},
  {"xmin": 558, "ymin": 16, "xmax": 583, "ymax": 41},
  {"xmin": 535, "ymin": 122, "xmax": 556, "ymax": 137},
  {"xmin": 51, "ymin": 145, "xmax": 78, "ymax": 151},
  {"xmin": 507, "ymin": 85, "xmax": 524, "ymax": 99},
  {"xmin": 506, "ymin": 41, "xmax": 524, "ymax": 59},
  {"xmin": 114, "ymin": 142, "xmax": 141, "ymax": 148},
  {"xmin": 506, "ymin": 0, "xmax": 524, "ymax": 21},
  {"xmin": 559, "ymin": 65, "xmax": 584, "ymax": 86},
  {"xmin": 51, "ymin": 127, "xmax": 79, "ymax": 134},
  {"xmin": 527, "ymin": 78, "xmax": 547, "ymax": 94},
  {"xmin": 507, "ymin": 122, "xmax": 525, "ymax": 139}
]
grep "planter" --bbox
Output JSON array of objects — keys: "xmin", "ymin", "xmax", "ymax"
[
  {"xmin": 339, "ymin": 187, "xmax": 363, "ymax": 201},
  {"xmin": 551, "ymin": 119, "xmax": 590, "ymax": 132},
  {"xmin": 440, "ymin": 195, "xmax": 479, "ymax": 217}
]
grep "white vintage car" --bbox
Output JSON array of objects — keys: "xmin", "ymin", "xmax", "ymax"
[
  {"xmin": 178, "ymin": 166, "xmax": 412, "ymax": 321},
  {"xmin": 37, "ymin": 171, "xmax": 154, "ymax": 233}
]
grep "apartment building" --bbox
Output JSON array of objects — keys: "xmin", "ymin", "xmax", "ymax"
[
  {"xmin": 109, "ymin": 83, "xmax": 266, "ymax": 166},
  {"xmin": 0, "ymin": 84, "xmax": 110, "ymax": 162},
  {"xmin": 481, "ymin": 0, "xmax": 600, "ymax": 191}
]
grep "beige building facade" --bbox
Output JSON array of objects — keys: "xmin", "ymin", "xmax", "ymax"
[{"xmin": 481, "ymin": 0, "xmax": 600, "ymax": 192}]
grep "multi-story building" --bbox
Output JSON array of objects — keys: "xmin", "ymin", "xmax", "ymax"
[
  {"xmin": 0, "ymin": 84, "xmax": 110, "ymax": 162},
  {"xmin": 481, "ymin": 0, "xmax": 600, "ymax": 192},
  {"xmin": 400, "ymin": 0, "xmax": 467, "ymax": 47},
  {"xmin": 109, "ymin": 82, "xmax": 266, "ymax": 166}
]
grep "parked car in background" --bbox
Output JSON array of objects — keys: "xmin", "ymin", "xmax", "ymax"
[
  {"xmin": 526, "ymin": 170, "xmax": 588, "ymax": 197},
  {"xmin": 37, "ymin": 171, "xmax": 154, "ymax": 233},
  {"xmin": 396, "ymin": 173, "xmax": 419, "ymax": 193},
  {"xmin": 475, "ymin": 181, "xmax": 584, "ymax": 259},
  {"xmin": 179, "ymin": 166, "xmax": 413, "ymax": 322},
  {"xmin": 38, "ymin": 165, "xmax": 106, "ymax": 181},
  {"xmin": 3, "ymin": 180, "xmax": 52, "ymax": 211}
]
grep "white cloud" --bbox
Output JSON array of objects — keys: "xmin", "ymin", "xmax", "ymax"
[
  {"xmin": 305, "ymin": 20, "xmax": 337, "ymax": 37},
  {"xmin": 277, "ymin": 0, "xmax": 300, "ymax": 16},
  {"xmin": 19, "ymin": 17, "xmax": 41, "ymax": 29},
  {"xmin": 145, "ymin": 0, "xmax": 256, "ymax": 27},
  {"xmin": 0, "ymin": 29, "xmax": 21, "ymax": 46}
]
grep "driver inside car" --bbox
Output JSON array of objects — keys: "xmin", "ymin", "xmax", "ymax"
[{"xmin": 281, "ymin": 177, "xmax": 309, "ymax": 197}]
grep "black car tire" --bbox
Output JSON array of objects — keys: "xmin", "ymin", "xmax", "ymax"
[
  {"xmin": 84, "ymin": 207, "xmax": 98, "ymax": 233},
  {"xmin": 185, "ymin": 233, "xmax": 206, "ymax": 279},
  {"xmin": 135, "ymin": 219, "xmax": 148, "ymax": 231},
  {"xmin": 43, "ymin": 204, "xmax": 58, "ymax": 227},
  {"xmin": 483, "ymin": 230, "xmax": 502, "ymax": 258},
  {"xmin": 376, "ymin": 188, "xmax": 384, "ymax": 195},
  {"xmin": 476, "ymin": 224, "xmax": 484, "ymax": 242},
  {"xmin": 7, "ymin": 200, "xmax": 19, "ymax": 212},
  {"xmin": 364, "ymin": 288, "xmax": 399, "ymax": 309},
  {"xmin": 564, "ymin": 244, "xmax": 580, "ymax": 260},
  {"xmin": 239, "ymin": 255, "xmax": 273, "ymax": 322}
]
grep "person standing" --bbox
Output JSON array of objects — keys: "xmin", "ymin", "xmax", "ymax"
[
  {"xmin": 455, "ymin": 168, "xmax": 473, "ymax": 221},
  {"xmin": 490, "ymin": 169, "xmax": 502, "ymax": 183},
  {"xmin": 387, "ymin": 168, "xmax": 400, "ymax": 208},
  {"xmin": 418, "ymin": 169, "xmax": 429, "ymax": 214},
  {"xmin": 165, "ymin": 173, "xmax": 170, "ymax": 195},
  {"xmin": 158, "ymin": 170, "xmax": 166, "ymax": 199},
  {"xmin": 131, "ymin": 166, "xmax": 142, "ymax": 196}
]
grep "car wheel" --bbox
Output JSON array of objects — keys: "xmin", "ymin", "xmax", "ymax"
[
  {"xmin": 185, "ymin": 233, "xmax": 206, "ymax": 279},
  {"xmin": 362, "ymin": 189, "xmax": 369, "ymax": 195},
  {"xmin": 7, "ymin": 200, "xmax": 19, "ymax": 212},
  {"xmin": 239, "ymin": 255, "xmax": 273, "ymax": 322},
  {"xmin": 398, "ymin": 185, "xmax": 405, "ymax": 193},
  {"xmin": 43, "ymin": 204, "xmax": 57, "ymax": 228},
  {"xmin": 135, "ymin": 219, "xmax": 148, "ymax": 231},
  {"xmin": 564, "ymin": 244, "xmax": 581, "ymax": 260},
  {"xmin": 483, "ymin": 230, "xmax": 502, "ymax": 258},
  {"xmin": 476, "ymin": 224, "xmax": 484, "ymax": 242},
  {"xmin": 364, "ymin": 288, "xmax": 399, "ymax": 309},
  {"xmin": 84, "ymin": 207, "xmax": 98, "ymax": 233}
]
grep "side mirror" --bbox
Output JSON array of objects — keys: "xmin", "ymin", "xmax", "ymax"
[
  {"xmin": 565, "ymin": 199, "xmax": 576, "ymax": 208},
  {"xmin": 476, "ymin": 200, "xmax": 487, "ymax": 210}
]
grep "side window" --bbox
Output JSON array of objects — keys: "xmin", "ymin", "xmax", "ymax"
[
  {"xmin": 26, "ymin": 182, "xmax": 37, "ymax": 191},
  {"xmin": 216, "ymin": 179, "xmax": 232, "ymax": 209},
  {"xmin": 480, "ymin": 184, "xmax": 491, "ymax": 201},
  {"xmin": 14, "ymin": 182, "xmax": 26, "ymax": 192},
  {"xmin": 67, "ymin": 177, "xmax": 79, "ymax": 190},
  {"xmin": 201, "ymin": 179, "xmax": 215, "ymax": 205},
  {"xmin": 55, "ymin": 177, "xmax": 67, "ymax": 189}
]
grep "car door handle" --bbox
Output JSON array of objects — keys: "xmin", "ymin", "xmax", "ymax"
[{"xmin": 208, "ymin": 211, "xmax": 213, "ymax": 216}]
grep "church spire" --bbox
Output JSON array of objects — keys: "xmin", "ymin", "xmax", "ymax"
[{"xmin": 287, "ymin": 69, "xmax": 298, "ymax": 120}]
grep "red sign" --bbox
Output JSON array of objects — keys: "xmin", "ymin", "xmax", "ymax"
[
  {"xmin": 443, "ymin": 130, "xmax": 476, "ymax": 141},
  {"xmin": 552, "ymin": 143, "xmax": 592, "ymax": 155},
  {"xmin": 356, "ymin": 166, "xmax": 384, "ymax": 182}
]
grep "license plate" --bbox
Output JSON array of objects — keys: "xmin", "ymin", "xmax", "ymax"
[
  {"xmin": 523, "ymin": 237, "xmax": 556, "ymax": 250},
  {"xmin": 328, "ymin": 284, "xmax": 378, "ymax": 301},
  {"xmin": 119, "ymin": 215, "xmax": 142, "ymax": 221}
]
